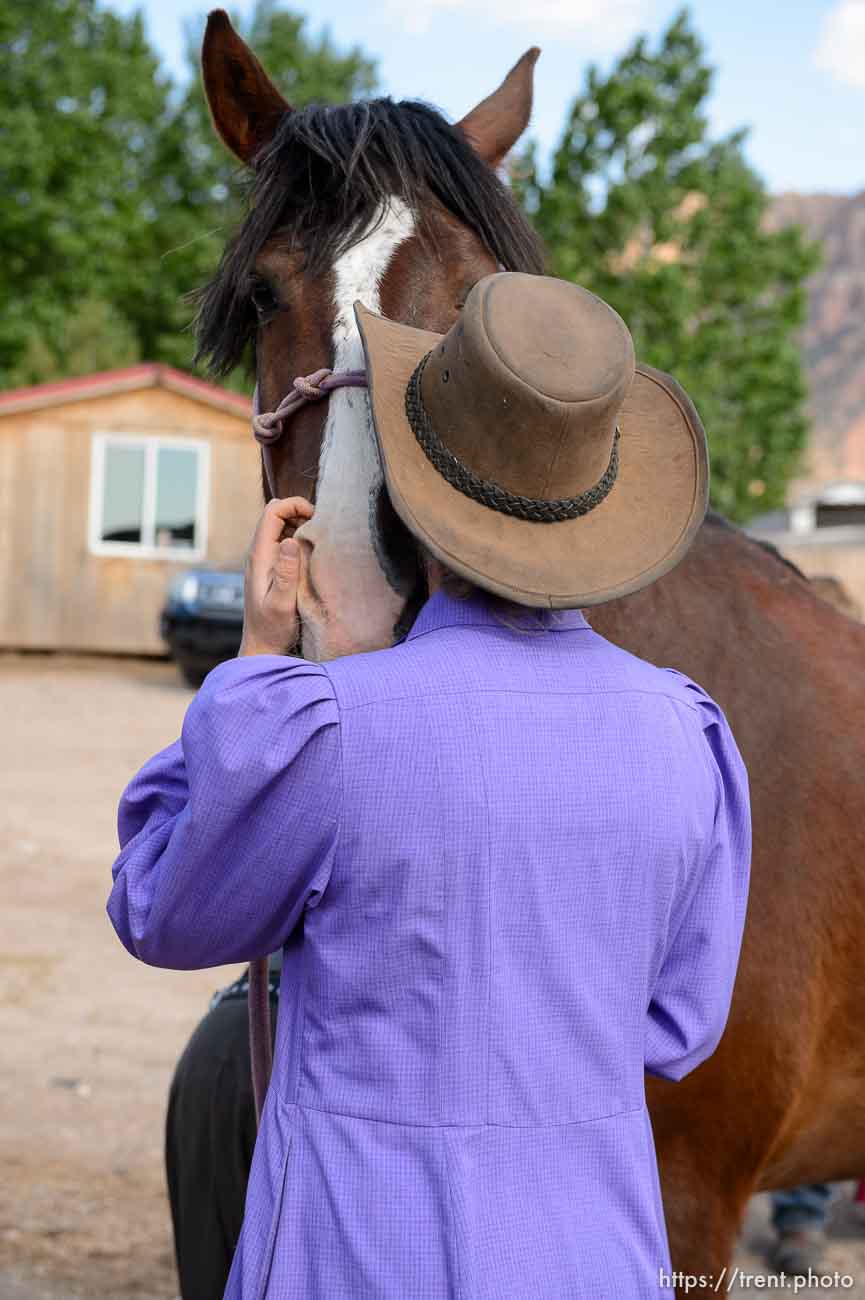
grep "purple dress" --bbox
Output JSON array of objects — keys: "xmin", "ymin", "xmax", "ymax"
[{"xmin": 108, "ymin": 586, "xmax": 751, "ymax": 1299}]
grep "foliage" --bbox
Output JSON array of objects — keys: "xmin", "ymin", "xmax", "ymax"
[
  {"xmin": 516, "ymin": 11, "xmax": 819, "ymax": 523},
  {"xmin": 0, "ymin": 0, "xmax": 169, "ymax": 380},
  {"xmin": 2, "ymin": 2, "xmax": 819, "ymax": 521},
  {"xmin": 0, "ymin": 0, "xmax": 377, "ymax": 388},
  {"xmin": 8, "ymin": 298, "xmax": 140, "ymax": 385}
]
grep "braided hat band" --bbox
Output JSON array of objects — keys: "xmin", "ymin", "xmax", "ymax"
[{"xmin": 404, "ymin": 352, "xmax": 621, "ymax": 525}]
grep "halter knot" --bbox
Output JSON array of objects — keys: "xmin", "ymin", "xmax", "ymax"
[
  {"xmin": 292, "ymin": 368, "xmax": 333, "ymax": 401},
  {"xmin": 251, "ymin": 367, "xmax": 369, "ymax": 495}
]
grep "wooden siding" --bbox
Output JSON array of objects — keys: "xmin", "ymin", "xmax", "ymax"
[{"xmin": 0, "ymin": 387, "xmax": 262, "ymax": 654}]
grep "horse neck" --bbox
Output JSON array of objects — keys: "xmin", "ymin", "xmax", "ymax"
[{"xmin": 588, "ymin": 518, "xmax": 865, "ymax": 698}]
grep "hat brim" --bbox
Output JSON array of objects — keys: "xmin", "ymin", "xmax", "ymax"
[{"xmin": 355, "ymin": 302, "xmax": 708, "ymax": 609}]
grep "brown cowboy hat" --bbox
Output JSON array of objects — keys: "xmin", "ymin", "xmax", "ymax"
[{"xmin": 354, "ymin": 272, "xmax": 708, "ymax": 609}]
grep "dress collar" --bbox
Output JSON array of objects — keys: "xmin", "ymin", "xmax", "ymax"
[{"xmin": 404, "ymin": 585, "xmax": 591, "ymax": 642}]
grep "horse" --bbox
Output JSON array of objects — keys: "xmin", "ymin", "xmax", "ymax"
[{"xmin": 192, "ymin": 10, "xmax": 865, "ymax": 1284}]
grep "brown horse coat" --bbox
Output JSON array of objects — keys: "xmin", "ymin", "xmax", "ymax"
[{"xmin": 592, "ymin": 514, "xmax": 865, "ymax": 1272}]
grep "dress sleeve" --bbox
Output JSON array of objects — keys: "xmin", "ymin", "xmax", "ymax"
[
  {"xmin": 644, "ymin": 673, "xmax": 752, "ymax": 1082},
  {"xmin": 106, "ymin": 656, "xmax": 341, "ymax": 971}
]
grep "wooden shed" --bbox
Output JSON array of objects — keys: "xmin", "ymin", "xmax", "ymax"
[
  {"xmin": 747, "ymin": 426, "xmax": 865, "ymax": 621},
  {"xmin": 0, "ymin": 364, "xmax": 261, "ymax": 655}
]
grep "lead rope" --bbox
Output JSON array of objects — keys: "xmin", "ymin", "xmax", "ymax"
[
  {"xmin": 248, "ymin": 956, "xmax": 272, "ymax": 1125},
  {"xmin": 247, "ymin": 367, "xmax": 368, "ymax": 1126},
  {"xmin": 252, "ymin": 368, "xmax": 368, "ymax": 498}
]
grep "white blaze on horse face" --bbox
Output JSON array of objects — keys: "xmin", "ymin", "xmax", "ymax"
[{"xmin": 293, "ymin": 199, "xmax": 416, "ymax": 662}]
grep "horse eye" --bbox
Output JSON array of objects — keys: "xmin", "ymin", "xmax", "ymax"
[{"xmin": 250, "ymin": 280, "xmax": 280, "ymax": 321}]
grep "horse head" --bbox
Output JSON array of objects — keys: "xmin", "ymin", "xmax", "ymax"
[{"xmin": 196, "ymin": 10, "xmax": 544, "ymax": 659}]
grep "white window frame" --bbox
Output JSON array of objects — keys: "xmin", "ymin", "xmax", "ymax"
[
  {"xmin": 88, "ymin": 433, "xmax": 210, "ymax": 561},
  {"xmin": 787, "ymin": 480, "xmax": 865, "ymax": 542}
]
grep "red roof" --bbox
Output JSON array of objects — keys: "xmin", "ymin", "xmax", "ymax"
[{"xmin": 0, "ymin": 363, "xmax": 252, "ymax": 418}]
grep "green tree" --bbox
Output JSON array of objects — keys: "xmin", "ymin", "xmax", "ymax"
[
  {"xmin": 7, "ymin": 298, "xmax": 141, "ymax": 386},
  {"xmin": 0, "ymin": 0, "xmax": 377, "ymax": 388},
  {"xmin": 0, "ymin": 0, "xmax": 170, "ymax": 383},
  {"xmin": 517, "ymin": 10, "xmax": 818, "ymax": 523}
]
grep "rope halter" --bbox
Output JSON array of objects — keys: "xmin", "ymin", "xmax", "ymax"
[{"xmin": 252, "ymin": 369, "xmax": 368, "ymax": 496}]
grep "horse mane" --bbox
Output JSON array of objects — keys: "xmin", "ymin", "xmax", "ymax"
[
  {"xmin": 194, "ymin": 98, "xmax": 545, "ymax": 375},
  {"xmin": 704, "ymin": 509, "xmax": 810, "ymax": 583}
]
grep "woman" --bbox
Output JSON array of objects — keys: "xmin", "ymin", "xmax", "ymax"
[{"xmin": 108, "ymin": 273, "xmax": 751, "ymax": 1298}]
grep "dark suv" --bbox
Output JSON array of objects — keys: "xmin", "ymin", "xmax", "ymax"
[{"xmin": 161, "ymin": 568, "xmax": 244, "ymax": 686}]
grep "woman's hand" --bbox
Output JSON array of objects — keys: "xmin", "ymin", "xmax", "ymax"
[{"xmin": 239, "ymin": 497, "xmax": 314, "ymax": 657}]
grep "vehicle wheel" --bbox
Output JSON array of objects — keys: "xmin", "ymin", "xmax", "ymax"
[{"xmin": 176, "ymin": 657, "xmax": 209, "ymax": 688}]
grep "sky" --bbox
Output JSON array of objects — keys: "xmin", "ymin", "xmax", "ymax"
[{"xmin": 115, "ymin": 0, "xmax": 865, "ymax": 195}]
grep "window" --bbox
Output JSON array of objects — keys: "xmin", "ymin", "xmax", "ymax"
[
  {"xmin": 89, "ymin": 435, "xmax": 209, "ymax": 559},
  {"xmin": 815, "ymin": 501, "xmax": 865, "ymax": 529},
  {"xmin": 789, "ymin": 481, "xmax": 865, "ymax": 537},
  {"xmin": 814, "ymin": 482, "xmax": 865, "ymax": 530}
]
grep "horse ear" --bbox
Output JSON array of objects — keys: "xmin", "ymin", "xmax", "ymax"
[
  {"xmin": 202, "ymin": 9, "xmax": 291, "ymax": 165},
  {"xmin": 456, "ymin": 47, "xmax": 540, "ymax": 168}
]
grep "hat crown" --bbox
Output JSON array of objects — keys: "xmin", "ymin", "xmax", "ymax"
[
  {"xmin": 353, "ymin": 270, "xmax": 707, "ymax": 610},
  {"xmin": 419, "ymin": 273, "xmax": 636, "ymax": 500}
]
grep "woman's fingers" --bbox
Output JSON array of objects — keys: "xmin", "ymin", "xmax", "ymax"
[
  {"xmin": 268, "ymin": 538, "xmax": 302, "ymax": 602},
  {"xmin": 248, "ymin": 497, "xmax": 313, "ymax": 603},
  {"xmin": 252, "ymin": 497, "xmax": 314, "ymax": 555},
  {"xmin": 241, "ymin": 498, "xmax": 313, "ymax": 656}
]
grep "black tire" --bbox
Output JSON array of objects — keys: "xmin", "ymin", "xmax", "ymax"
[
  {"xmin": 166, "ymin": 981, "xmax": 279, "ymax": 1299},
  {"xmin": 175, "ymin": 656, "xmax": 210, "ymax": 688}
]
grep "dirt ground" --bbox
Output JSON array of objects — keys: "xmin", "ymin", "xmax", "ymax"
[
  {"xmin": 0, "ymin": 653, "xmax": 242, "ymax": 1299},
  {"xmin": 1, "ymin": 653, "xmax": 863, "ymax": 1299}
]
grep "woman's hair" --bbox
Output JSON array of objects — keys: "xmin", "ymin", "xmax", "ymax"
[{"xmin": 416, "ymin": 542, "xmax": 562, "ymax": 635}]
